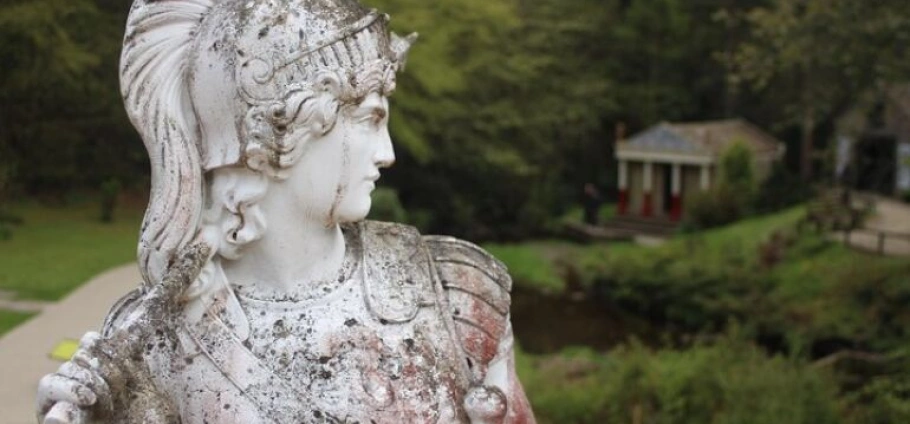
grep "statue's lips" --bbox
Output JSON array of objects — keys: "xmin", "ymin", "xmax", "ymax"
[{"xmin": 364, "ymin": 174, "xmax": 380, "ymax": 191}]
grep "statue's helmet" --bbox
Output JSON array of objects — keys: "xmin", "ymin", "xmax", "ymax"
[
  {"xmin": 119, "ymin": 0, "xmax": 414, "ymax": 284},
  {"xmin": 189, "ymin": 0, "xmax": 414, "ymax": 171}
]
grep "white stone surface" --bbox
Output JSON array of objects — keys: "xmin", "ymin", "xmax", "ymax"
[{"xmin": 36, "ymin": 0, "xmax": 534, "ymax": 422}]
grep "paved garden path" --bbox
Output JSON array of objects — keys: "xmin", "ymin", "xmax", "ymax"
[
  {"xmin": 0, "ymin": 263, "xmax": 139, "ymax": 424},
  {"xmin": 835, "ymin": 195, "xmax": 910, "ymax": 256},
  {"xmin": 865, "ymin": 196, "xmax": 910, "ymax": 234}
]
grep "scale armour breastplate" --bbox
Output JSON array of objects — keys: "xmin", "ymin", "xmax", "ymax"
[
  {"xmin": 101, "ymin": 221, "xmax": 513, "ymax": 424},
  {"xmin": 231, "ymin": 273, "xmax": 465, "ymax": 423}
]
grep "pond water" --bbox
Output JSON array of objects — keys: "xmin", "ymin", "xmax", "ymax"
[
  {"xmin": 511, "ymin": 285, "xmax": 869, "ymax": 367},
  {"xmin": 510, "ymin": 286, "xmax": 656, "ymax": 354}
]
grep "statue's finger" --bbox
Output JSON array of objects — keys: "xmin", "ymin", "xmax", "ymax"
[
  {"xmin": 78, "ymin": 332, "xmax": 101, "ymax": 349},
  {"xmin": 43, "ymin": 402, "xmax": 91, "ymax": 424},
  {"xmin": 37, "ymin": 374, "xmax": 96, "ymax": 412},
  {"xmin": 64, "ymin": 348, "xmax": 124, "ymax": 417},
  {"xmin": 70, "ymin": 349, "xmax": 101, "ymax": 371},
  {"xmin": 57, "ymin": 362, "xmax": 111, "ymax": 401}
]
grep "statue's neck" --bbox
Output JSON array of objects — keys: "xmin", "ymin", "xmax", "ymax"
[{"xmin": 222, "ymin": 217, "xmax": 347, "ymax": 296}]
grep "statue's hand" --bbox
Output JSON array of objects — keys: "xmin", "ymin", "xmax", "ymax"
[
  {"xmin": 37, "ymin": 332, "xmax": 118, "ymax": 424},
  {"xmin": 465, "ymin": 385, "xmax": 507, "ymax": 424}
]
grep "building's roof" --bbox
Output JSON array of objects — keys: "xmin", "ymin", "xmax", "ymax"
[{"xmin": 620, "ymin": 118, "xmax": 783, "ymax": 157}]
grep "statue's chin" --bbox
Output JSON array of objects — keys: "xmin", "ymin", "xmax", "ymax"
[{"xmin": 332, "ymin": 198, "xmax": 372, "ymax": 224}]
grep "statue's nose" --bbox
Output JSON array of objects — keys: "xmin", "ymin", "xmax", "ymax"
[{"xmin": 374, "ymin": 126, "xmax": 395, "ymax": 169}]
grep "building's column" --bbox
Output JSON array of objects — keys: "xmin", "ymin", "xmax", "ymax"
[
  {"xmin": 618, "ymin": 160, "xmax": 629, "ymax": 215},
  {"xmin": 671, "ymin": 163, "xmax": 682, "ymax": 221},
  {"xmin": 642, "ymin": 161, "xmax": 653, "ymax": 217},
  {"xmin": 700, "ymin": 164, "xmax": 711, "ymax": 191}
]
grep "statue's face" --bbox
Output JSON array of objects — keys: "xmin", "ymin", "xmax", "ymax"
[{"xmin": 284, "ymin": 91, "xmax": 394, "ymax": 224}]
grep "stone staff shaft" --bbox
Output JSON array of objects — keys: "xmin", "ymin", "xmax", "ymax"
[{"xmin": 44, "ymin": 243, "xmax": 211, "ymax": 424}]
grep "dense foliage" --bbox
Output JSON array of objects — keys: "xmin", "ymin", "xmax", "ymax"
[
  {"xmin": 753, "ymin": 163, "xmax": 814, "ymax": 212},
  {"xmin": 518, "ymin": 338, "xmax": 842, "ymax": 424},
  {"xmin": 729, "ymin": 0, "xmax": 910, "ymax": 180},
  {"xmin": 496, "ymin": 208, "xmax": 910, "ymax": 423},
  {"xmin": 593, "ymin": 231, "xmax": 910, "ymax": 355},
  {"xmin": 683, "ymin": 141, "xmax": 759, "ymax": 230},
  {"xmin": 1, "ymin": 0, "xmax": 908, "ymax": 237},
  {"xmin": 0, "ymin": 0, "xmax": 139, "ymax": 195}
]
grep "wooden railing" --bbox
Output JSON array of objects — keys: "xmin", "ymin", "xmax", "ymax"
[
  {"xmin": 841, "ymin": 228, "xmax": 910, "ymax": 256},
  {"xmin": 800, "ymin": 189, "xmax": 872, "ymax": 234}
]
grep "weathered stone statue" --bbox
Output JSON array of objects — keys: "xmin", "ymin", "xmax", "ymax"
[{"xmin": 35, "ymin": 0, "xmax": 535, "ymax": 423}]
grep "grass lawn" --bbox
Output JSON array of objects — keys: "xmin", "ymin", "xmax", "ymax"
[
  {"xmin": 483, "ymin": 241, "xmax": 571, "ymax": 292},
  {"xmin": 557, "ymin": 203, "xmax": 617, "ymax": 226},
  {"xmin": 0, "ymin": 309, "xmax": 35, "ymax": 335},
  {"xmin": 491, "ymin": 204, "xmax": 901, "ymax": 292},
  {"xmin": 485, "ymin": 205, "xmax": 812, "ymax": 293},
  {"xmin": 0, "ymin": 200, "xmax": 143, "ymax": 301}
]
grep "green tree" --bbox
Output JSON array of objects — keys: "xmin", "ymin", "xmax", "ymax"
[
  {"xmin": 719, "ymin": 141, "xmax": 756, "ymax": 197},
  {"xmin": 610, "ymin": 0, "xmax": 694, "ymax": 125},
  {"xmin": 0, "ymin": 0, "xmax": 100, "ymax": 193},
  {"xmin": 0, "ymin": 0, "xmax": 141, "ymax": 197},
  {"xmin": 684, "ymin": 142, "xmax": 756, "ymax": 229},
  {"xmin": 368, "ymin": 0, "xmax": 621, "ymax": 238},
  {"xmin": 729, "ymin": 0, "xmax": 910, "ymax": 181}
]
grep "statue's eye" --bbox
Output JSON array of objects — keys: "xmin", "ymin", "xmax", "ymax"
[{"xmin": 353, "ymin": 104, "xmax": 387, "ymax": 126}]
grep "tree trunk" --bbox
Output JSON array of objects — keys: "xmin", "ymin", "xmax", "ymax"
[{"xmin": 801, "ymin": 111, "xmax": 815, "ymax": 182}]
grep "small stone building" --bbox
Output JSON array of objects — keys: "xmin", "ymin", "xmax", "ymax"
[
  {"xmin": 836, "ymin": 84, "xmax": 910, "ymax": 195},
  {"xmin": 615, "ymin": 119, "xmax": 785, "ymax": 221}
]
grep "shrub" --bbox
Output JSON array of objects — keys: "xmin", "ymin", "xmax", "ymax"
[
  {"xmin": 843, "ymin": 370, "xmax": 910, "ymax": 424},
  {"xmin": 591, "ymin": 242, "xmax": 771, "ymax": 334},
  {"xmin": 518, "ymin": 337, "xmax": 841, "ymax": 424},
  {"xmin": 718, "ymin": 140, "xmax": 756, "ymax": 201},
  {"xmin": 367, "ymin": 187, "xmax": 408, "ymax": 223},
  {"xmin": 682, "ymin": 184, "xmax": 747, "ymax": 231},
  {"xmin": 818, "ymin": 256, "xmax": 910, "ymax": 352},
  {"xmin": 682, "ymin": 141, "xmax": 758, "ymax": 231}
]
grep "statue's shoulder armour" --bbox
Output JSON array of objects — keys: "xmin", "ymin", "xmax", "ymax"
[{"xmin": 423, "ymin": 235, "xmax": 512, "ymax": 377}]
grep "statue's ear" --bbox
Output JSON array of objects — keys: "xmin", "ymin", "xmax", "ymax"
[
  {"xmin": 314, "ymin": 71, "xmax": 344, "ymax": 96},
  {"xmin": 391, "ymin": 32, "xmax": 418, "ymax": 70}
]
